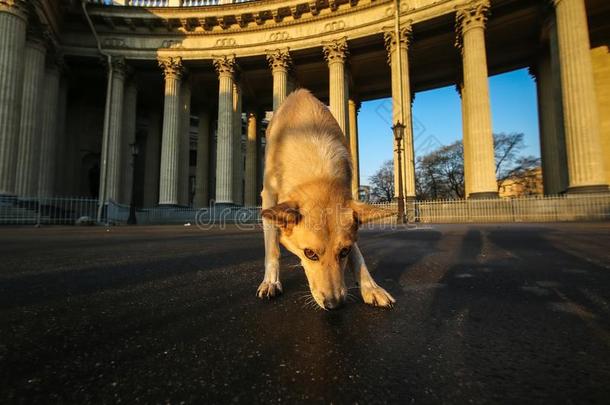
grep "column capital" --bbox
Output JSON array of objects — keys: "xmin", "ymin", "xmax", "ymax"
[
  {"xmin": 45, "ymin": 51, "xmax": 65, "ymax": 74},
  {"xmin": 266, "ymin": 48, "xmax": 292, "ymax": 73},
  {"xmin": 25, "ymin": 23, "xmax": 49, "ymax": 51},
  {"xmin": 322, "ymin": 37, "xmax": 349, "ymax": 65},
  {"xmin": 212, "ymin": 54, "xmax": 237, "ymax": 78},
  {"xmin": 0, "ymin": 0, "xmax": 28, "ymax": 20},
  {"xmin": 455, "ymin": 0, "xmax": 490, "ymax": 47},
  {"xmin": 158, "ymin": 56, "xmax": 184, "ymax": 80},
  {"xmin": 109, "ymin": 56, "xmax": 129, "ymax": 77},
  {"xmin": 383, "ymin": 22, "xmax": 413, "ymax": 64},
  {"xmin": 348, "ymin": 98, "xmax": 361, "ymax": 113}
]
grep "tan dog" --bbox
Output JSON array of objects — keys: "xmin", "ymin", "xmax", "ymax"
[{"xmin": 258, "ymin": 89, "xmax": 396, "ymax": 310}]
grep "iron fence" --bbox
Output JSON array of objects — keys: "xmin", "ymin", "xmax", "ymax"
[
  {"xmin": 0, "ymin": 196, "xmax": 99, "ymax": 225},
  {"xmin": 413, "ymin": 194, "xmax": 610, "ymax": 223},
  {"xmin": 1, "ymin": 194, "xmax": 609, "ymax": 226}
]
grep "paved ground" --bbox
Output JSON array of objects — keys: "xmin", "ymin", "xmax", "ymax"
[{"xmin": 1, "ymin": 223, "xmax": 610, "ymax": 404}]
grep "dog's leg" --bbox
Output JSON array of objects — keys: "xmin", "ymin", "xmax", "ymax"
[
  {"xmin": 349, "ymin": 243, "xmax": 395, "ymax": 308},
  {"xmin": 257, "ymin": 188, "xmax": 282, "ymax": 298}
]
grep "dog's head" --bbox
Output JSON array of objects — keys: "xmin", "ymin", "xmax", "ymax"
[{"xmin": 262, "ymin": 199, "xmax": 393, "ymax": 309}]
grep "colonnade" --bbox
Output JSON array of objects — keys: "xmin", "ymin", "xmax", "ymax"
[{"xmin": 0, "ymin": 0, "xmax": 608, "ymax": 207}]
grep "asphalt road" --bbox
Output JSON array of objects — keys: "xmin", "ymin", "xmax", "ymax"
[{"xmin": 1, "ymin": 223, "xmax": 609, "ymax": 404}]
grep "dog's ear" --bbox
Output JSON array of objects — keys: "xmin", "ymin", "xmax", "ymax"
[
  {"xmin": 261, "ymin": 201, "xmax": 301, "ymax": 230},
  {"xmin": 349, "ymin": 200, "xmax": 395, "ymax": 224}
]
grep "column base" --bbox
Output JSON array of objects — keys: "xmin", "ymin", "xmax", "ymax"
[
  {"xmin": 468, "ymin": 191, "xmax": 499, "ymax": 200},
  {"xmin": 214, "ymin": 202, "xmax": 236, "ymax": 209},
  {"xmin": 567, "ymin": 184, "xmax": 609, "ymax": 194}
]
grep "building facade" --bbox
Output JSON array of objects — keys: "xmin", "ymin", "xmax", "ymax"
[{"xmin": 0, "ymin": 0, "xmax": 608, "ymax": 208}]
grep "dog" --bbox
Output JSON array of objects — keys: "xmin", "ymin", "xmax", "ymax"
[{"xmin": 257, "ymin": 89, "xmax": 396, "ymax": 310}]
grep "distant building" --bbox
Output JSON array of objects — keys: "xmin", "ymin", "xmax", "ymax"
[{"xmin": 498, "ymin": 167, "xmax": 543, "ymax": 198}]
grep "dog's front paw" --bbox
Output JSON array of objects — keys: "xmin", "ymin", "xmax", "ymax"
[
  {"xmin": 257, "ymin": 281, "xmax": 283, "ymax": 299},
  {"xmin": 361, "ymin": 284, "xmax": 395, "ymax": 308}
]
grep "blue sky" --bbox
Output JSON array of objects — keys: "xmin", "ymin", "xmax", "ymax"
[{"xmin": 357, "ymin": 68, "xmax": 541, "ymax": 183}]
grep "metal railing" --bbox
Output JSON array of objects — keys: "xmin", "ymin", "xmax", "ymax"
[
  {"xmin": 1, "ymin": 194, "xmax": 609, "ymax": 226},
  {"xmin": 86, "ymin": 0, "xmax": 257, "ymax": 7},
  {"xmin": 412, "ymin": 194, "xmax": 610, "ymax": 223},
  {"xmin": 0, "ymin": 196, "xmax": 99, "ymax": 225}
]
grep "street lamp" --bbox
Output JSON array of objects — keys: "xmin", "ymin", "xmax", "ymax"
[
  {"xmin": 127, "ymin": 142, "xmax": 139, "ymax": 225},
  {"xmin": 392, "ymin": 121, "xmax": 406, "ymax": 224}
]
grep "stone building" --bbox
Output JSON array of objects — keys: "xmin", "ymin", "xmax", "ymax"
[
  {"xmin": 498, "ymin": 166, "xmax": 544, "ymax": 198},
  {"xmin": 0, "ymin": 0, "xmax": 608, "ymax": 208}
]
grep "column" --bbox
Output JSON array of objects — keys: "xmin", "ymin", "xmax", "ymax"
[
  {"xmin": 54, "ymin": 78, "xmax": 68, "ymax": 196},
  {"xmin": 213, "ymin": 55, "xmax": 236, "ymax": 204},
  {"xmin": 348, "ymin": 99, "xmax": 360, "ymax": 199},
  {"xmin": 384, "ymin": 25, "xmax": 416, "ymax": 200},
  {"xmin": 194, "ymin": 109, "xmax": 210, "ymax": 208},
  {"xmin": 179, "ymin": 79, "xmax": 191, "ymax": 206},
  {"xmin": 143, "ymin": 110, "xmax": 161, "ymax": 207},
  {"xmin": 536, "ymin": 16, "xmax": 568, "ymax": 195},
  {"xmin": 457, "ymin": 80, "xmax": 473, "ymax": 198},
  {"xmin": 456, "ymin": 0, "xmax": 498, "ymax": 198},
  {"xmin": 15, "ymin": 38, "xmax": 46, "ymax": 198},
  {"xmin": 591, "ymin": 46, "xmax": 610, "ymax": 185},
  {"xmin": 120, "ymin": 81, "xmax": 137, "ymax": 204},
  {"xmin": 266, "ymin": 49, "xmax": 291, "ymax": 111},
  {"xmin": 552, "ymin": 0, "xmax": 608, "ymax": 192},
  {"xmin": 233, "ymin": 81, "xmax": 243, "ymax": 205},
  {"xmin": 38, "ymin": 61, "xmax": 61, "ymax": 197},
  {"xmin": 0, "ymin": 1, "xmax": 27, "ymax": 196},
  {"xmin": 157, "ymin": 56, "xmax": 184, "ymax": 205},
  {"xmin": 98, "ymin": 56, "xmax": 127, "ymax": 203},
  {"xmin": 244, "ymin": 112, "xmax": 258, "ymax": 206},
  {"xmin": 323, "ymin": 38, "xmax": 350, "ymax": 138}
]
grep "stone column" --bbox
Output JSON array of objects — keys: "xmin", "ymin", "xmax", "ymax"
[
  {"xmin": 348, "ymin": 99, "xmax": 360, "ymax": 199},
  {"xmin": 233, "ymin": 81, "xmax": 243, "ymax": 205},
  {"xmin": 98, "ymin": 56, "xmax": 127, "ymax": 203},
  {"xmin": 213, "ymin": 55, "xmax": 236, "ymax": 205},
  {"xmin": 591, "ymin": 46, "xmax": 610, "ymax": 186},
  {"xmin": 15, "ymin": 38, "xmax": 46, "ymax": 198},
  {"xmin": 244, "ymin": 112, "xmax": 258, "ymax": 206},
  {"xmin": 536, "ymin": 16, "xmax": 569, "ymax": 195},
  {"xmin": 54, "ymin": 78, "xmax": 69, "ymax": 196},
  {"xmin": 266, "ymin": 49, "xmax": 291, "ymax": 111},
  {"xmin": 38, "ymin": 62, "xmax": 61, "ymax": 197},
  {"xmin": 157, "ymin": 56, "xmax": 184, "ymax": 205},
  {"xmin": 143, "ymin": 110, "xmax": 161, "ymax": 207},
  {"xmin": 194, "ymin": 109, "xmax": 210, "ymax": 208},
  {"xmin": 456, "ymin": 1, "xmax": 498, "ymax": 198},
  {"xmin": 384, "ymin": 25, "xmax": 416, "ymax": 200},
  {"xmin": 323, "ymin": 38, "xmax": 350, "ymax": 138},
  {"xmin": 552, "ymin": 0, "xmax": 608, "ymax": 192},
  {"xmin": 0, "ymin": 1, "xmax": 27, "ymax": 196},
  {"xmin": 120, "ymin": 81, "xmax": 137, "ymax": 204},
  {"xmin": 456, "ymin": 80, "xmax": 473, "ymax": 198},
  {"xmin": 179, "ymin": 78, "xmax": 191, "ymax": 206}
]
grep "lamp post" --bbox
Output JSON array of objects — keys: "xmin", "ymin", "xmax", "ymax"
[
  {"xmin": 393, "ymin": 122, "xmax": 406, "ymax": 224},
  {"xmin": 127, "ymin": 142, "xmax": 139, "ymax": 225}
]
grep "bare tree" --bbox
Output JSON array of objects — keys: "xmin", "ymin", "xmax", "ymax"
[
  {"xmin": 412, "ymin": 132, "xmax": 540, "ymax": 199},
  {"xmin": 369, "ymin": 160, "xmax": 394, "ymax": 203},
  {"xmin": 416, "ymin": 141, "xmax": 465, "ymax": 200}
]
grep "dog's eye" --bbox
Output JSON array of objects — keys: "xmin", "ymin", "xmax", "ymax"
[
  {"xmin": 339, "ymin": 247, "xmax": 352, "ymax": 258},
  {"xmin": 304, "ymin": 248, "xmax": 319, "ymax": 261}
]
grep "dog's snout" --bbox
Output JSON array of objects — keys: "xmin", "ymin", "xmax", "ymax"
[{"xmin": 322, "ymin": 292, "xmax": 346, "ymax": 310}]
